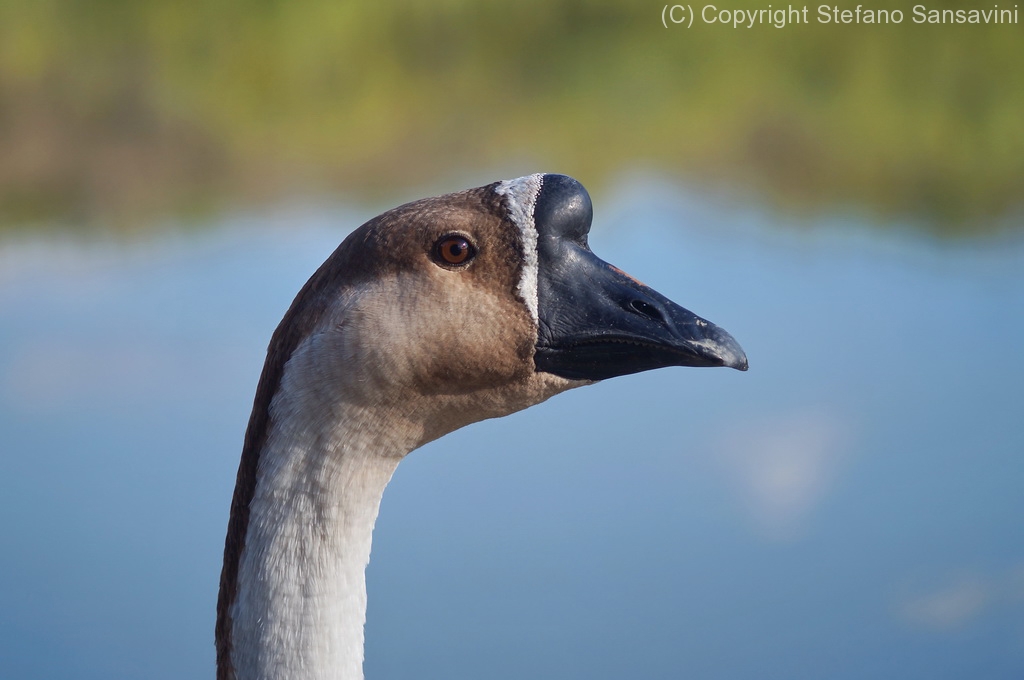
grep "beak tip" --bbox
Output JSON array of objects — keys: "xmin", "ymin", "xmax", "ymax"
[
  {"xmin": 724, "ymin": 352, "xmax": 749, "ymax": 372},
  {"xmin": 702, "ymin": 326, "xmax": 747, "ymax": 372},
  {"xmin": 711, "ymin": 335, "xmax": 747, "ymax": 371}
]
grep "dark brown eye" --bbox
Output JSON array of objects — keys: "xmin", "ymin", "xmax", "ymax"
[{"xmin": 433, "ymin": 235, "xmax": 476, "ymax": 266}]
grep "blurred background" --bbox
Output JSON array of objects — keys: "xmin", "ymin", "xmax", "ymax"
[{"xmin": 1, "ymin": 1, "xmax": 1022, "ymax": 679}]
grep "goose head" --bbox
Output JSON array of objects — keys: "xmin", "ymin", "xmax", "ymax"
[{"xmin": 271, "ymin": 173, "xmax": 746, "ymax": 447}]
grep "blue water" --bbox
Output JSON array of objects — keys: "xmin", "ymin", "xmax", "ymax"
[{"xmin": 1, "ymin": 179, "xmax": 1022, "ymax": 679}]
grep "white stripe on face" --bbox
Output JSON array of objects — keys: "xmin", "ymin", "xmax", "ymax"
[{"xmin": 495, "ymin": 174, "xmax": 544, "ymax": 324}]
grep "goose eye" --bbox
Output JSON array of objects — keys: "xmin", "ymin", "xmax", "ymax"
[{"xmin": 433, "ymin": 235, "xmax": 476, "ymax": 266}]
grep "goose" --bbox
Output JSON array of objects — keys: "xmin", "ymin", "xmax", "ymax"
[{"xmin": 216, "ymin": 173, "xmax": 747, "ymax": 680}]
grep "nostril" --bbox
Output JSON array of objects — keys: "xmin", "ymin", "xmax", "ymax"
[{"xmin": 628, "ymin": 299, "xmax": 664, "ymax": 323}]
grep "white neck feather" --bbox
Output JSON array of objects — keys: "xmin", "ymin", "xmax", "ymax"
[{"xmin": 229, "ymin": 337, "xmax": 417, "ymax": 680}]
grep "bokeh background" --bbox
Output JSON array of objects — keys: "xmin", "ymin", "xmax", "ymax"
[{"xmin": 2, "ymin": 2, "xmax": 1022, "ymax": 679}]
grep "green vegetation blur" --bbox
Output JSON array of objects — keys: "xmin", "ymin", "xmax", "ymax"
[{"xmin": 1, "ymin": 0, "xmax": 1021, "ymax": 233}]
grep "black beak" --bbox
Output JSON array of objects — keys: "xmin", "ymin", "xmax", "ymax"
[
  {"xmin": 528, "ymin": 175, "xmax": 747, "ymax": 382},
  {"xmin": 534, "ymin": 246, "xmax": 748, "ymax": 380}
]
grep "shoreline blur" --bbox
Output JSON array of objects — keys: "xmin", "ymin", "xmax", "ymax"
[{"xmin": 1, "ymin": 1, "xmax": 1021, "ymax": 235}]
